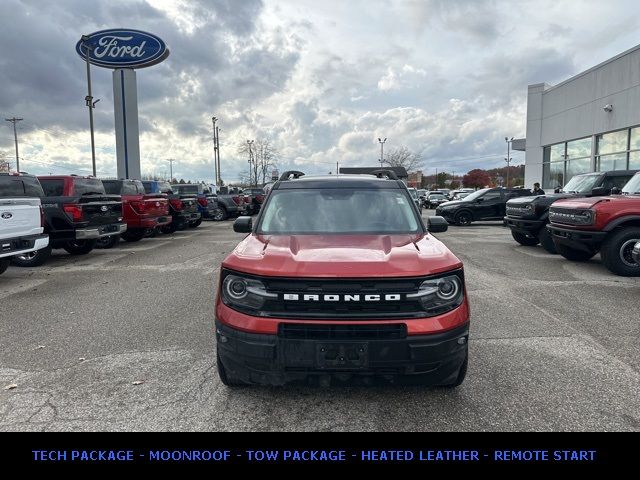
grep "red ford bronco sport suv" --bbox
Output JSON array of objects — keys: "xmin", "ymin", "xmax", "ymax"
[
  {"xmin": 215, "ymin": 170, "xmax": 470, "ymax": 387},
  {"xmin": 547, "ymin": 171, "xmax": 640, "ymax": 276}
]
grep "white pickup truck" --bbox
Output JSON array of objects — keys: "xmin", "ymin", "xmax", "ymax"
[{"xmin": 0, "ymin": 173, "xmax": 49, "ymax": 275}]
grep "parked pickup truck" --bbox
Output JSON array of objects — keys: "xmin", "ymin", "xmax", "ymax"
[
  {"xmin": 171, "ymin": 184, "xmax": 221, "ymax": 223},
  {"xmin": 141, "ymin": 180, "xmax": 200, "ymax": 233},
  {"xmin": 102, "ymin": 179, "xmax": 172, "ymax": 245},
  {"xmin": 214, "ymin": 186, "xmax": 246, "ymax": 220},
  {"xmin": 0, "ymin": 173, "xmax": 49, "ymax": 275},
  {"xmin": 12, "ymin": 175, "xmax": 126, "ymax": 267},
  {"xmin": 547, "ymin": 171, "xmax": 640, "ymax": 276}
]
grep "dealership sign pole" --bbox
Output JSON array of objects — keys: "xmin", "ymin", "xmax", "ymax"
[{"xmin": 76, "ymin": 29, "xmax": 169, "ymax": 180}]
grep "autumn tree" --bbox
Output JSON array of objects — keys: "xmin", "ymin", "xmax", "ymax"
[
  {"xmin": 384, "ymin": 146, "xmax": 423, "ymax": 173},
  {"xmin": 462, "ymin": 169, "xmax": 491, "ymax": 189}
]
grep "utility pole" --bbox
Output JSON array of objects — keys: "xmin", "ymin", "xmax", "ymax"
[
  {"xmin": 378, "ymin": 137, "xmax": 387, "ymax": 167},
  {"xmin": 435, "ymin": 168, "xmax": 438, "ymax": 188},
  {"xmin": 212, "ymin": 117, "xmax": 218, "ymax": 186},
  {"xmin": 216, "ymin": 126, "xmax": 221, "ymax": 186},
  {"xmin": 167, "ymin": 159, "xmax": 175, "ymax": 183},
  {"xmin": 336, "ymin": 161, "xmax": 339, "ymax": 176},
  {"xmin": 505, "ymin": 137, "xmax": 514, "ymax": 188},
  {"xmin": 5, "ymin": 117, "xmax": 23, "ymax": 172},
  {"xmin": 246, "ymin": 140, "xmax": 254, "ymax": 187},
  {"xmin": 81, "ymin": 35, "xmax": 98, "ymax": 177}
]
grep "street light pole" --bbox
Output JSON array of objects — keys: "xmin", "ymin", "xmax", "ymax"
[
  {"xmin": 246, "ymin": 140, "xmax": 254, "ymax": 187},
  {"xmin": 5, "ymin": 117, "xmax": 23, "ymax": 172},
  {"xmin": 211, "ymin": 116, "xmax": 218, "ymax": 186},
  {"xmin": 378, "ymin": 137, "xmax": 387, "ymax": 167},
  {"xmin": 167, "ymin": 159, "xmax": 175, "ymax": 182},
  {"xmin": 505, "ymin": 137, "xmax": 514, "ymax": 188},
  {"xmin": 81, "ymin": 35, "xmax": 97, "ymax": 177}
]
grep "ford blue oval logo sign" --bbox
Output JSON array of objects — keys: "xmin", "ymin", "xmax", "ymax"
[
  {"xmin": 75, "ymin": 29, "xmax": 169, "ymax": 69},
  {"xmin": 1, "ymin": 212, "xmax": 12, "ymax": 219}
]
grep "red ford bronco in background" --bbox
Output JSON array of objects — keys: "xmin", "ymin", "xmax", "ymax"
[
  {"xmin": 547, "ymin": 171, "xmax": 640, "ymax": 276},
  {"xmin": 215, "ymin": 170, "xmax": 469, "ymax": 387}
]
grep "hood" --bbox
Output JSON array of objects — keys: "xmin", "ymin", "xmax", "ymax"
[
  {"xmin": 223, "ymin": 234, "xmax": 463, "ymax": 278},
  {"xmin": 438, "ymin": 199, "xmax": 466, "ymax": 208},
  {"xmin": 550, "ymin": 196, "xmax": 613, "ymax": 210}
]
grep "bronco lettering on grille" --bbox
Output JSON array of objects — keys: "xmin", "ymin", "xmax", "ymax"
[{"xmin": 283, "ymin": 294, "xmax": 402, "ymax": 302}]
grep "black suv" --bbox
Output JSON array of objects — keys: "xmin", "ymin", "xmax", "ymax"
[
  {"xmin": 435, "ymin": 188, "xmax": 532, "ymax": 226},
  {"xmin": 504, "ymin": 170, "xmax": 637, "ymax": 253}
]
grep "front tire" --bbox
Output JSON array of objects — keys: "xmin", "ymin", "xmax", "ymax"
[
  {"xmin": 511, "ymin": 230, "xmax": 539, "ymax": 246},
  {"xmin": 454, "ymin": 211, "xmax": 473, "ymax": 226},
  {"xmin": 212, "ymin": 206, "xmax": 228, "ymax": 221},
  {"xmin": 600, "ymin": 227, "xmax": 640, "ymax": 277},
  {"xmin": 0, "ymin": 258, "xmax": 9, "ymax": 275},
  {"xmin": 443, "ymin": 353, "xmax": 468, "ymax": 388},
  {"xmin": 217, "ymin": 353, "xmax": 245, "ymax": 387},
  {"xmin": 63, "ymin": 240, "xmax": 96, "ymax": 255},
  {"xmin": 11, "ymin": 246, "xmax": 52, "ymax": 267},
  {"xmin": 161, "ymin": 222, "xmax": 178, "ymax": 234},
  {"xmin": 538, "ymin": 225, "xmax": 557, "ymax": 254},
  {"xmin": 189, "ymin": 218, "xmax": 202, "ymax": 228},
  {"xmin": 556, "ymin": 243, "xmax": 596, "ymax": 262}
]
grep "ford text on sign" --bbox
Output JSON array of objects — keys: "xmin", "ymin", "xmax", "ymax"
[{"xmin": 75, "ymin": 29, "xmax": 169, "ymax": 69}]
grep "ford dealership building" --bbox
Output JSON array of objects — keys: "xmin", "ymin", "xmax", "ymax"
[{"xmin": 524, "ymin": 44, "xmax": 640, "ymax": 189}]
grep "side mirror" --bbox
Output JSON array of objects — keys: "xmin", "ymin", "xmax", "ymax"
[
  {"xmin": 476, "ymin": 197, "xmax": 484, "ymax": 202},
  {"xmin": 427, "ymin": 216, "xmax": 448, "ymax": 233},
  {"xmin": 591, "ymin": 186, "xmax": 610, "ymax": 196},
  {"xmin": 610, "ymin": 187, "xmax": 622, "ymax": 195},
  {"xmin": 233, "ymin": 216, "xmax": 253, "ymax": 233}
]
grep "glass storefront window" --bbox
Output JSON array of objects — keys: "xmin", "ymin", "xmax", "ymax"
[
  {"xmin": 549, "ymin": 161, "xmax": 564, "ymax": 189},
  {"xmin": 597, "ymin": 153, "xmax": 628, "ymax": 171},
  {"xmin": 566, "ymin": 137, "xmax": 591, "ymax": 159},
  {"xmin": 550, "ymin": 143, "xmax": 565, "ymax": 162},
  {"xmin": 630, "ymin": 127, "xmax": 640, "ymax": 152},
  {"xmin": 629, "ymin": 151, "xmax": 640, "ymax": 170},
  {"xmin": 597, "ymin": 130, "xmax": 628, "ymax": 155},
  {"xmin": 565, "ymin": 157, "xmax": 591, "ymax": 182}
]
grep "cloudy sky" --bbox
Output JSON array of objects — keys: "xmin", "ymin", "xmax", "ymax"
[{"xmin": 1, "ymin": 0, "xmax": 639, "ymax": 183}]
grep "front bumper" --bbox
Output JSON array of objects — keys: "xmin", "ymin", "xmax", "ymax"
[
  {"xmin": 504, "ymin": 216, "xmax": 544, "ymax": 234},
  {"xmin": 632, "ymin": 242, "xmax": 640, "ymax": 264},
  {"xmin": 216, "ymin": 320, "xmax": 469, "ymax": 386},
  {"xmin": 75, "ymin": 223, "xmax": 127, "ymax": 240},
  {"xmin": 0, "ymin": 234, "xmax": 49, "ymax": 259},
  {"xmin": 547, "ymin": 224, "xmax": 606, "ymax": 252}
]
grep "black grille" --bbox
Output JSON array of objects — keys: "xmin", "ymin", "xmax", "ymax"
[
  {"xmin": 278, "ymin": 323, "xmax": 407, "ymax": 340},
  {"xmin": 506, "ymin": 205, "xmax": 533, "ymax": 217}
]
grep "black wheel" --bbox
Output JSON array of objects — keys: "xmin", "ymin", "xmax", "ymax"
[
  {"xmin": 121, "ymin": 229, "xmax": 145, "ymax": 242},
  {"xmin": 538, "ymin": 226, "xmax": 557, "ymax": 254},
  {"xmin": 600, "ymin": 227, "xmax": 640, "ymax": 277},
  {"xmin": 95, "ymin": 235, "xmax": 120, "ymax": 249},
  {"xmin": 189, "ymin": 218, "xmax": 202, "ymax": 228},
  {"xmin": 161, "ymin": 222, "xmax": 178, "ymax": 234},
  {"xmin": 511, "ymin": 230, "xmax": 539, "ymax": 246},
  {"xmin": 454, "ymin": 211, "xmax": 473, "ymax": 226},
  {"xmin": 212, "ymin": 207, "xmax": 228, "ymax": 221},
  {"xmin": 63, "ymin": 240, "xmax": 96, "ymax": 255},
  {"xmin": 556, "ymin": 243, "xmax": 596, "ymax": 262},
  {"xmin": 11, "ymin": 246, "xmax": 52, "ymax": 267},
  {"xmin": 217, "ymin": 353, "xmax": 245, "ymax": 387},
  {"xmin": 0, "ymin": 258, "xmax": 9, "ymax": 275}
]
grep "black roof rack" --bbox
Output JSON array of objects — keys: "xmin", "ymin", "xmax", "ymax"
[
  {"xmin": 370, "ymin": 169, "xmax": 399, "ymax": 180},
  {"xmin": 279, "ymin": 170, "xmax": 305, "ymax": 181}
]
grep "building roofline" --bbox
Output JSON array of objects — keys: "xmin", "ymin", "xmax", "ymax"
[{"xmin": 532, "ymin": 43, "xmax": 640, "ymax": 94}]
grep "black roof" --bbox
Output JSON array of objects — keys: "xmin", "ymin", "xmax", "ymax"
[
  {"xmin": 274, "ymin": 174, "xmax": 405, "ymax": 190},
  {"xmin": 339, "ymin": 166, "xmax": 408, "ymax": 178}
]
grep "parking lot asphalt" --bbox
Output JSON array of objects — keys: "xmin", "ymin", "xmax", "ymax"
[{"xmin": 0, "ymin": 213, "xmax": 639, "ymax": 432}]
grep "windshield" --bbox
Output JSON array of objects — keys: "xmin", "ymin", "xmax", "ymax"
[
  {"xmin": 429, "ymin": 193, "xmax": 445, "ymax": 199},
  {"xmin": 258, "ymin": 189, "xmax": 421, "ymax": 234},
  {"xmin": 622, "ymin": 173, "xmax": 640, "ymax": 194},
  {"xmin": 460, "ymin": 188, "xmax": 488, "ymax": 202},
  {"xmin": 408, "ymin": 189, "xmax": 418, "ymax": 199},
  {"xmin": 562, "ymin": 174, "xmax": 600, "ymax": 193},
  {"xmin": 73, "ymin": 178, "xmax": 106, "ymax": 195},
  {"xmin": 174, "ymin": 185, "xmax": 199, "ymax": 194}
]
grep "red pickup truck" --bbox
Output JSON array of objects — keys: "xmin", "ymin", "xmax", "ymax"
[
  {"xmin": 547, "ymin": 172, "xmax": 640, "ymax": 276},
  {"xmin": 101, "ymin": 179, "xmax": 171, "ymax": 246}
]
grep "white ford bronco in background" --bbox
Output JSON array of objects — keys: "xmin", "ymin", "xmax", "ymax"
[{"xmin": 0, "ymin": 173, "xmax": 49, "ymax": 276}]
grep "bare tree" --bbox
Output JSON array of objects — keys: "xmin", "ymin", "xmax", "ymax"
[
  {"xmin": 384, "ymin": 146, "xmax": 423, "ymax": 173},
  {"xmin": 238, "ymin": 138, "xmax": 279, "ymax": 186}
]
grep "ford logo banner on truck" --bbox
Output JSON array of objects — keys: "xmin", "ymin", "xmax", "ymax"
[{"xmin": 75, "ymin": 29, "xmax": 169, "ymax": 69}]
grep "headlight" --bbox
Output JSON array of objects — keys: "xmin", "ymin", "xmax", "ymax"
[
  {"xmin": 406, "ymin": 274, "xmax": 464, "ymax": 316},
  {"xmin": 221, "ymin": 273, "xmax": 277, "ymax": 312}
]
